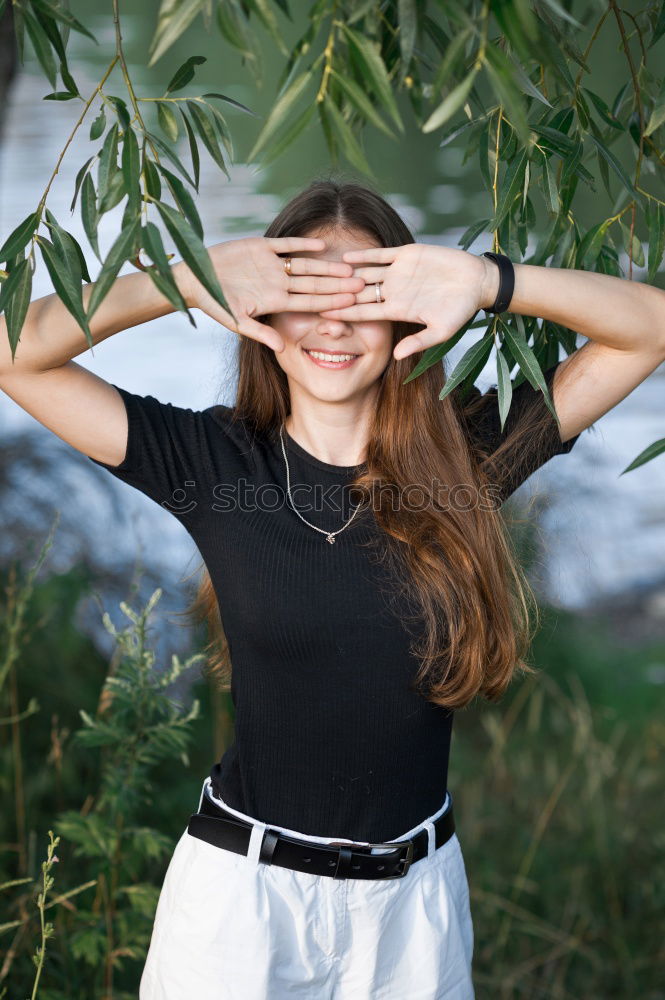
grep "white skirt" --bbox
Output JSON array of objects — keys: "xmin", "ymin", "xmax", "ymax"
[{"xmin": 140, "ymin": 777, "xmax": 475, "ymax": 999}]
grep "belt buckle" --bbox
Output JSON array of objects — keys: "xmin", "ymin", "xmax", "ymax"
[{"xmin": 368, "ymin": 839, "xmax": 414, "ymax": 879}]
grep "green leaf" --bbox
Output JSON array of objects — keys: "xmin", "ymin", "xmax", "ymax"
[
  {"xmin": 144, "ymin": 130, "xmax": 196, "ymax": 188},
  {"xmin": 323, "ymin": 95, "xmax": 373, "ymax": 175},
  {"xmin": 202, "ymin": 101, "xmax": 234, "ymax": 161},
  {"xmin": 586, "ymin": 132, "xmax": 640, "ymax": 201},
  {"xmin": 245, "ymin": 0, "xmax": 289, "ymax": 56},
  {"xmin": 645, "ymin": 89, "xmax": 665, "ymax": 137},
  {"xmin": 89, "ymin": 108, "xmax": 106, "ymax": 140},
  {"xmin": 106, "ymin": 95, "xmax": 131, "ymax": 130},
  {"xmin": 152, "ymin": 200, "xmax": 235, "ymax": 321},
  {"xmin": 422, "ymin": 69, "xmax": 478, "ymax": 134},
  {"xmin": 121, "ymin": 128, "xmax": 141, "ymax": 213},
  {"xmin": 81, "ymin": 173, "xmax": 100, "ymax": 260},
  {"xmin": 30, "ymin": 0, "xmax": 97, "ymax": 42},
  {"xmin": 166, "ymin": 54, "xmax": 206, "ymax": 94},
  {"xmin": 201, "ymin": 92, "xmax": 259, "ymax": 117},
  {"xmin": 620, "ymin": 438, "xmax": 665, "ymax": 475},
  {"xmin": 142, "ymin": 221, "xmax": 193, "ymax": 323},
  {"xmin": 647, "ymin": 200, "xmax": 665, "ymax": 284},
  {"xmin": 36, "ymin": 236, "xmax": 92, "ymax": 345},
  {"xmin": 86, "ymin": 220, "xmax": 140, "ymax": 320},
  {"xmin": 541, "ymin": 157, "xmax": 559, "ymax": 214},
  {"xmin": 44, "ymin": 210, "xmax": 90, "ymax": 284},
  {"xmin": 97, "ymin": 124, "xmax": 119, "ymax": 207},
  {"xmin": 155, "ymin": 163, "xmax": 203, "ymax": 239},
  {"xmin": 397, "ymin": 0, "xmax": 417, "ymax": 81},
  {"xmin": 23, "ymin": 8, "xmax": 58, "ymax": 89},
  {"xmin": 248, "ymin": 69, "xmax": 312, "ymax": 161},
  {"xmin": 143, "ymin": 155, "xmax": 162, "ymax": 200},
  {"xmin": 43, "ymin": 90, "xmax": 78, "ymax": 101},
  {"xmin": 3, "ymin": 259, "xmax": 33, "ymax": 360},
  {"xmin": 496, "ymin": 348, "xmax": 512, "ymax": 431},
  {"xmin": 582, "ymin": 88, "xmax": 624, "ymax": 131},
  {"xmin": 499, "ymin": 317, "xmax": 558, "ymax": 423},
  {"xmin": 0, "ymin": 212, "xmax": 39, "ymax": 262},
  {"xmin": 618, "ymin": 220, "xmax": 645, "ymax": 268},
  {"xmin": 484, "ymin": 44, "xmax": 530, "ymax": 147},
  {"xmin": 186, "ymin": 100, "xmax": 229, "ymax": 177},
  {"xmin": 438, "ymin": 334, "xmax": 494, "ymax": 400},
  {"xmin": 178, "ymin": 110, "xmax": 200, "ymax": 190},
  {"xmin": 492, "ymin": 149, "xmax": 528, "ymax": 231},
  {"xmin": 401, "ymin": 323, "xmax": 470, "ymax": 384},
  {"xmin": 145, "ymin": 262, "xmax": 195, "ymax": 321},
  {"xmin": 575, "ymin": 219, "xmax": 611, "ymax": 270},
  {"xmin": 257, "ymin": 104, "xmax": 316, "ymax": 169},
  {"xmin": 157, "ymin": 101, "xmax": 180, "ymax": 142},
  {"xmin": 340, "ymin": 24, "xmax": 404, "ymax": 133},
  {"xmin": 149, "ymin": 0, "xmax": 208, "ymax": 66},
  {"xmin": 329, "ymin": 68, "xmax": 395, "ymax": 139},
  {"xmin": 457, "ymin": 218, "xmax": 491, "ymax": 253},
  {"xmin": 98, "ymin": 171, "xmax": 127, "ymax": 215},
  {"xmin": 0, "ymin": 256, "xmax": 29, "ymax": 314}
]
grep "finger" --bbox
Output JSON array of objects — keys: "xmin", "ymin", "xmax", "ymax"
[
  {"xmin": 394, "ymin": 330, "xmax": 446, "ymax": 360},
  {"xmin": 267, "ymin": 237, "xmax": 326, "ymax": 252},
  {"xmin": 317, "ymin": 303, "xmax": 389, "ymax": 322},
  {"xmin": 238, "ymin": 315, "xmax": 284, "ymax": 352},
  {"xmin": 342, "ymin": 247, "xmax": 398, "ymax": 264},
  {"xmin": 286, "ymin": 291, "xmax": 360, "ymax": 312},
  {"xmin": 348, "ymin": 265, "xmax": 389, "ymax": 283},
  {"xmin": 286, "ymin": 257, "xmax": 355, "ymax": 278},
  {"xmin": 287, "ymin": 275, "xmax": 365, "ymax": 294}
]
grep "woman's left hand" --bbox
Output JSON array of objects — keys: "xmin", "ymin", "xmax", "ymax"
[{"xmin": 318, "ymin": 244, "xmax": 492, "ymax": 361}]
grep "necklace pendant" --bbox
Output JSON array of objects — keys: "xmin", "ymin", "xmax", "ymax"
[{"xmin": 326, "ymin": 533, "xmax": 335, "ymax": 544}]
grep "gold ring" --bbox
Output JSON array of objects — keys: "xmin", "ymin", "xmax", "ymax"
[{"xmin": 283, "ymin": 256, "xmax": 292, "ymax": 275}]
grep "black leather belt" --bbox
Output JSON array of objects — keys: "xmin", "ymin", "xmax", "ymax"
[{"xmin": 187, "ymin": 790, "xmax": 455, "ymax": 881}]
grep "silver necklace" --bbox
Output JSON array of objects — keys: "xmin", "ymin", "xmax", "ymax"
[{"xmin": 279, "ymin": 425, "xmax": 364, "ymax": 544}]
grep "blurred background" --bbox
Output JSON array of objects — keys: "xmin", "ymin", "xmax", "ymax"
[{"xmin": 1, "ymin": 2, "xmax": 664, "ymax": 997}]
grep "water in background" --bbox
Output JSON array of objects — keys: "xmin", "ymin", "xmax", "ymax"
[{"xmin": 1, "ymin": 9, "xmax": 664, "ymax": 615}]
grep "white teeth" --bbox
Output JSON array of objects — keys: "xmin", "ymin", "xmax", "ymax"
[{"xmin": 306, "ymin": 350, "xmax": 358, "ymax": 362}]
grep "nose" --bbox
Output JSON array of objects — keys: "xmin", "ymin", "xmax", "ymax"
[{"xmin": 314, "ymin": 316, "xmax": 353, "ymax": 336}]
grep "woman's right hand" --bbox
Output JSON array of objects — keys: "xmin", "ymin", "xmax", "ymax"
[{"xmin": 173, "ymin": 236, "xmax": 366, "ymax": 352}]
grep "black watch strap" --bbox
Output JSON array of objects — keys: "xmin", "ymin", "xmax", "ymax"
[{"xmin": 481, "ymin": 251, "xmax": 515, "ymax": 314}]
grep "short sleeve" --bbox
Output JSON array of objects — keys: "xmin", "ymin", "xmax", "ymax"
[
  {"xmin": 458, "ymin": 360, "xmax": 581, "ymax": 502},
  {"xmin": 88, "ymin": 384, "xmax": 218, "ymax": 526}
]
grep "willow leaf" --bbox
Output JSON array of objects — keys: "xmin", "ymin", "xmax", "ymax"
[
  {"xmin": 341, "ymin": 24, "xmax": 404, "ymax": 133},
  {"xmin": 149, "ymin": 0, "xmax": 208, "ymax": 66},
  {"xmin": 438, "ymin": 335, "xmax": 493, "ymax": 400},
  {"xmin": 0, "ymin": 212, "xmax": 39, "ymax": 263},
  {"xmin": 620, "ymin": 438, "xmax": 665, "ymax": 475},
  {"xmin": 248, "ymin": 69, "xmax": 312, "ymax": 161},
  {"xmin": 496, "ymin": 348, "xmax": 512, "ymax": 431},
  {"xmin": 187, "ymin": 100, "xmax": 229, "ymax": 177},
  {"xmin": 3, "ymin": 259, "xmax": 33, "ymax": 360},
  {"xmin": 499, "ymin": 317, "xmax": 558, "ymax": 424},
  {"xmin": 423, "ymin": 69, "xmax": 478, "ymax": 134},
  {"xmin": 86, "ymin": 220, "xmax": 140, "ymax": 320},
  {"xmin": 153, "ymin": 200, "xmax": 234, "ymax": 321},
  {"xmin": 81, "ymin": 173, "xmax": 100, "ymax": 260},
  {"xmin": 329, "ymin": 68, "xmax": 395, "ymax": 139},
  {"xmin": 156, "ymin": 163, "xmax": 203, "ymax": 239},
  {"xmin": 324, "ymin": 96, "xmax": 373, "ymax": 175},
  {"xmin": 166, "ymin": 54, "xmax": 206, "ymax": 94},
  {"xmin": 36, "ymin": 236, "xmax": 92, "ymax": 344}
]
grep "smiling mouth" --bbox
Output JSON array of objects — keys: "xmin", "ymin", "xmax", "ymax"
[{"xmin": 302, "ymin": 348, "xmax": 361, "ymax": 366}]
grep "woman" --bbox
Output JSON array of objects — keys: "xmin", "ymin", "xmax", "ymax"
[{"xmin": 2, "ymin": 177, "xmax": 664, "ymax": 999}]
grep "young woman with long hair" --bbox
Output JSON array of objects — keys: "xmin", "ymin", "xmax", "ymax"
[{"xmin": 2, "ymin": 176, "xmax": 664, "ymax": 999}]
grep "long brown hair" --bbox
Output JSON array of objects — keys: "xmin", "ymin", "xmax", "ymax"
[{"xmin": 183, "ymin": 173, "xmax": 558, "ymax": 710}]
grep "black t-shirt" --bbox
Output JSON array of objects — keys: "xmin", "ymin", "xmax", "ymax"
[{"xmin": 89, "ymin": 361, "xmax": 580, "ymax": 841}]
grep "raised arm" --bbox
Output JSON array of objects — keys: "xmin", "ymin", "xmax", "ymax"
[{"xmin": 0, "ymin": 236, "xmax": 364, "ymax": 467}]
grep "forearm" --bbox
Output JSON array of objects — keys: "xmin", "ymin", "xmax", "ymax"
[
  {"xmin": 479, "ymin": 259, "xmax": 665, "ymax": 355},
  {"xmin": 0, "ymin": 261, "xmax": 189, "ymax": 374}
]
